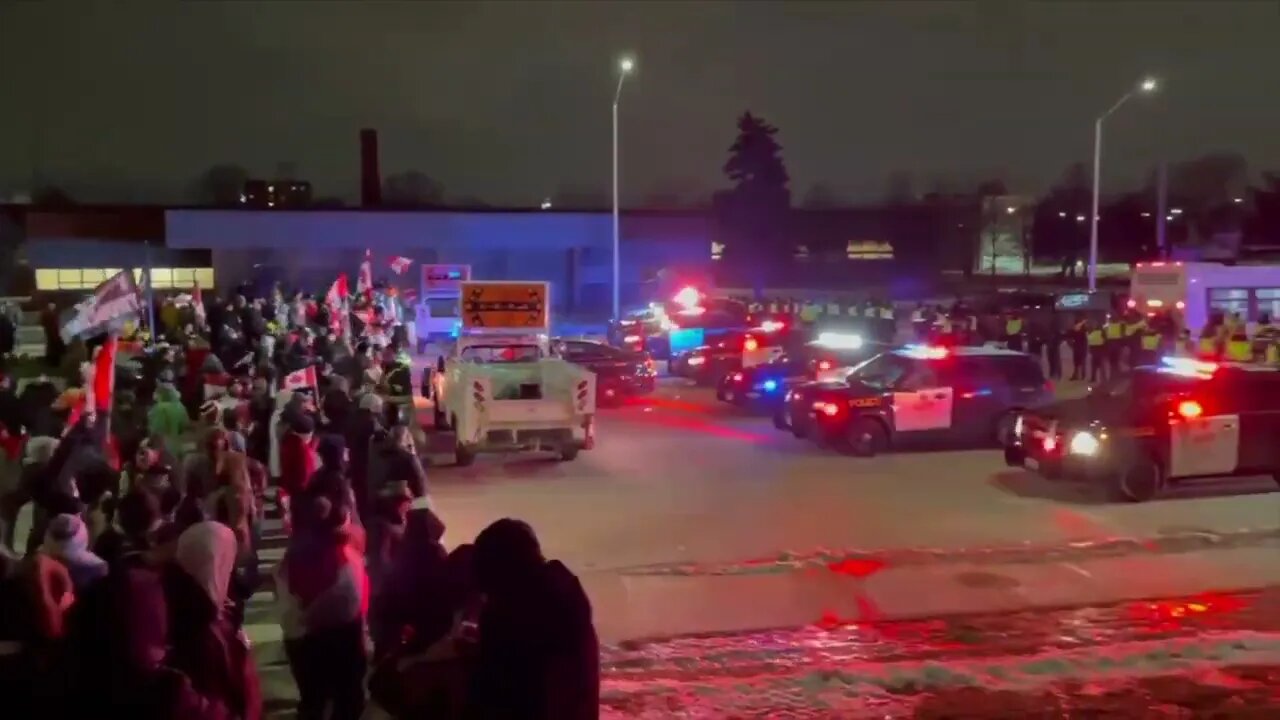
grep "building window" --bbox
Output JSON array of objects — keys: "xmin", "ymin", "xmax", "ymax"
[
  {"xmin": 711, "ymin": 241, "xmax": 724, "ymax": 261},
  {"xmin": 847, "ymin": 240, "xmax": 894, "ymax": 261},
  {"xmin": 34, "ymin": 267, "xmax": 215, "ymax": 291}
]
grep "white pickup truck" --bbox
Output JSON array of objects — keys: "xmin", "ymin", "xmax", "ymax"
[{"xmin": 431, "ymin": 332, "xmax": 597, "ymax": 466}]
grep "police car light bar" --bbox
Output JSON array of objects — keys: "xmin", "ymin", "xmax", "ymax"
[
  {"xmin": 672, "ymin": 286, "xmax": 701, "ymax": 308},
  {"xmin": 815, "ymin": 332, "xmax": 864, "ymax": 350},
  {"xmin": 1160, "ymin": 356, "xmax": 1217, "ymax": 377},
  {"xmin": 901, "ymin": 344, "xmax": 949, "ymax": 360},
  {"xmin": 758, "ymin": 320, "xmax": 786, "ymax": 333}
]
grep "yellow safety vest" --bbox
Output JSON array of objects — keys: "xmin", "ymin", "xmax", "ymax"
[
  {"xmin": 1006, "ymin": 318, "xmax": 1023, "ymax": 336},
  {"xmin": 1104, "ymin": 323, "xmax": 1123, "ymax": 340},
  {"xmin": 1198, "ymin": 336, "xmax": 1218, "ymax": 355},
  {"xmin": 1226, "ymin": 338, "xmax": 1252, "ymax": 362},
  {"xmin": 1140, "ymin": 333, "xmax": 1161, "ymax": 351},
  {"xmin": 1267, "ymin": 343, "xmax": 1280, "ymax": 365},
  {"xmin": 1126, "ymin": 322, "xmax": 1145, "ymax": 337},
  {"xmin": 1086, "ymin": 329, "xmax": 1105, "ymax": 347}
]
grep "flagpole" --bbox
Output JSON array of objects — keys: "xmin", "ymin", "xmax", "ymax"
[{"xmin": 144, "ymin": 242, "xmax": 157, "ymax": 346}]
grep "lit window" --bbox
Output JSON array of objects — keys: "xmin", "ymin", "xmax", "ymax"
[
  {"xmin": 171, "ymin": 269, "xmax": 195, "ymax": 287},
  {"xmin": 80, "ymin": 269, "xmax": 107, "ymax": 285},
  {"xmin": 195, "ymin": 268, "xmax": 215, "ymax": 289},
  {"xmin": 35, "ymin": 269, "xmax": 59, "ymax": 291},
  {"xmin": 58, "ymin": 269, "xmax": 83, "ymax": 288}
]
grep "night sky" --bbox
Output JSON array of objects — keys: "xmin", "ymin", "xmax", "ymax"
[{"xmin": 2, "ymin": 1, "xmax": 1278, "ymax": 206}]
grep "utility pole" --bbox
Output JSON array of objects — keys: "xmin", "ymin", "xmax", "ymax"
[{"xmin": 1155, "ymin": 161, "xmax": 1168, "ymax": 259}]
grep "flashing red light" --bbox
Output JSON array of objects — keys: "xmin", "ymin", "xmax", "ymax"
[
  {"xmin": 731, "ymin": 372, "xmax": 744, "ymax": 383},
  {"xmin": 1042, "ymin": 435, "xmax": 1058, "ymax": 452},
  {"xmin": 672, "ymin": 286, "xmax": 701, "ymax": 308},
  {"xmin": 813, "ymin": 401, "xmax": 840, "ymax": 417},
  {"xmin": 743, "ymin": 335, "xmax": 760, "ymax": 352},
  {"xmin": 817, "ymin": 359, "xmax": 833, "ymax": 371},
  {"xmin": 1126, "ymin": 299, "xmax": 1137, "ymax": 308},
  {"xmin": 1177, "ymin": 400, "xmax": 1203, "ymax": 419},
  {"xmin": 623, "ymin": 334, "xmax": 641, "ymax": 344},
  {"xmin": 1175, "ymin": 300, "xmax": 1185, "ymax": 309},
  {"xmin": 759, "ymin": 319, "xmax": 786, "ymax": 333}
]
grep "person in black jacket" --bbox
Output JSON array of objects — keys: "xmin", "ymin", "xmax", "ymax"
[{"xmin": 468, "ymin": 519, "xmax": 599, "ymax": 720}]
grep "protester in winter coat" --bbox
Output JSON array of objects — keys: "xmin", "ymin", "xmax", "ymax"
[
  {"xmin": 468, "ymin": 518, "xmax": 600, "ymax": 720},
  {"xmin": 279, "ymin": 414, "xmax": 319, "ymax": 524},
  {"xmin": 93, "ymin": 489, "xmax": 163, "ymax": 570},
  {"xmin": 42, "ymin": 512, "xmax": 109, "ymax": 592},
  {"xmin": 346, "ymin": 394, "xmax": 384, "ymax": 523},
  {"xmin": 371, "ymin": 503, "xmax": 462, "ymax": 659},
  {"xmin": 276, "ymin": 495, "xmax": 369, "ymax": 720},
  {"xmin": 164, "ymin": 521, "xmax": 263, "ymax": 720},
  {"xmin": 380, "ymin": 423, "xmax": 428, "ymax": 499},
  {"xmin": 148, "ymin": 384, "xmax": 190, "ymax": 457}
]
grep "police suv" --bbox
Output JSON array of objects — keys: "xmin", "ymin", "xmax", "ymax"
[
  {"xmin": 1005, "ymin": 357, "xmax": 1280, "ymax": 502},
  {"xmin": 782, "ymin": 345, "xmax": 1053, "ymax": 455},
  {"xmin": 717, "ymin": 332, "xmax": 879, "ymax": 413}
]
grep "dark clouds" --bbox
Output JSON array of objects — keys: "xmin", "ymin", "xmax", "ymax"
[{"xmin": 2, "ymin": 1, "xmax": 1278, "ymax": 205}]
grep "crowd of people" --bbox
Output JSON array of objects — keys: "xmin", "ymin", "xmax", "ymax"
[{"xmin": 0, "ymin": 285, "xmax": 600, "ymax": 720}]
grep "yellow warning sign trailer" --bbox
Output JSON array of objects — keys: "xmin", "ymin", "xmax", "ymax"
[{"xmin": 459, "ymin": 281, "xmax": 549, "ymax": 331}]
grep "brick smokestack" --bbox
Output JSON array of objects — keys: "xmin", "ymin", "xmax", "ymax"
[{"xmin": 360, "ymin": 128, "xmax": 381, "ymax": 207}]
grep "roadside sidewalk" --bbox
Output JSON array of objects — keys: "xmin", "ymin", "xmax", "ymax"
[{"xmin": 584, "ymin": 544, "xmax": 1280, "ymax": 643}]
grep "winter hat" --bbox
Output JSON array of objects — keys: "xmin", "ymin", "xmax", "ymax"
[
  {"xmin": 43, "ymin": 513, "xmax": 108, "ymax": 590},
  {"xmin": 289, "ymin": 414, "xmax": 315, "ymax": 436}
]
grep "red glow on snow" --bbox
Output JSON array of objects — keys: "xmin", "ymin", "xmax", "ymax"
[{"xmin": 827, "ymin": 558, "xmax": 886, "ymax": 579}]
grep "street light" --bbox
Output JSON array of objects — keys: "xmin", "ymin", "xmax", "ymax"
[
  {"xmin": 612, "ymin": 55, "xmax": 635, "ymax": 321},
  {"xmin": 1088, "ymin": 76, "xmax": 1158, "ymax": 291}
]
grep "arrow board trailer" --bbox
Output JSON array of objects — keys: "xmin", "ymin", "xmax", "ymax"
[{"xmin": 432, "ymin": 281, "xmax": 596, "ymax": 466}]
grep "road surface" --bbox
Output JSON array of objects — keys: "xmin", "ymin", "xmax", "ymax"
[{"xmin": 246, "ymin": 377, "xmax": 1280, "ymax": 714}]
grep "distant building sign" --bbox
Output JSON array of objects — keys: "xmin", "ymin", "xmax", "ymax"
[{"xmin": 846, "ymin": 240, "xmax": 893, "ymax": 260}]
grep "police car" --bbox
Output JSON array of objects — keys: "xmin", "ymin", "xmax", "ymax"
[
  {"xmin": 781, "ymin": 345, "xmax": 1053, "ymax": 456},
  {"xmin": 670, "ymin": 324, "xmax": 791, "ymax": 386},
  {"xmin": 717, "ymin": 332, "xmax": 878, "ymax": 413},
  {"xmin": 1005, "ymin": 357, "xmax": 1280, "ymax": 502}
]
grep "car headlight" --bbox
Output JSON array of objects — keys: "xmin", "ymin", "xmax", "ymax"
[{"xmin": 1068, "ymin": 431, "xmax": 1100, "ymax": 456}]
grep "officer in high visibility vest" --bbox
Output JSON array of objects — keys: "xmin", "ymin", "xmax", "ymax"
[
  {"xmin": 1267, "ymin": 337, "xmax": 1280, "ymax": 366},
  {"xmin": 799, "ymin": 301, "xmax": 820, "ymax": 325},
  {"xmin": 1125, "ymin": 315, "xmax": 1146, "ymax": 370},
  {"xmin": 1197, "ymin": 325, "xmax": 1221, "ymax": 361},
  {"xmin": 1137, "ymin": 325, "xmax": 1162, "ymax": 367},
  {"xmin": 1225, "ymin": 326, "xmax": 1253, "ymax": 362},
  {"xmin": 1005, "ymin": 313, "xmax": 1024, "ymax": 352},
  {"xmin": 1103, "ymin": 316, "xmax": 1125, "ymax": 377},
  {"xmin": 1087, "ymin": 321, "xmax": 1107, "ymax": 382}
]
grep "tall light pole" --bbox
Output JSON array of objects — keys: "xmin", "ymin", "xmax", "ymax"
[
  {"xmin": 612, "ymin": 55, "xmax": 635, "ymax": 321},
  {"xmin": 1088, "ymin": 76, "xmax": 1158, "ymax": 292}
]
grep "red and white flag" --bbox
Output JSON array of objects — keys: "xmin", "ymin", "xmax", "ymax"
[
  {"xmin": 281, "ymin": 366, "xmax": 318, "ymax": 393},
  {"xmin": 357, "ymin": 250, "xmax": 373, "ymax": 297},
  {"xmin": 203, "ymin": 372, "xmax": 232, "ymax": 402},
  {"xmin": 326, "ymin": 274, "xmax": 349, "ymax": 311},
  {"xmin": 192, "ymin": 281, "xmax": 207, "ymax": 326},
  {"xmin": 389, "ymin": 256, "xmax": 413, "ymax": 275}
]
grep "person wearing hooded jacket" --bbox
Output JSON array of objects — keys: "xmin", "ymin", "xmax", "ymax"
[
  {"xmin": 148, "ymin": 383, "xmax": 190, "ymax": 459},
  {"xmin": 163, "ymin": 521, "xmax": 263, "ymax": 720},
  {"xmin": 276, "ymin": 495, "xmax": 369, "ymax": 720},
  {"xmin": 41, "ymin": 512, "xmax": 108, "ymax": 592},
  {"xmin": 467, "ymin": 518, "xmax": 599, "ymax": 720}
]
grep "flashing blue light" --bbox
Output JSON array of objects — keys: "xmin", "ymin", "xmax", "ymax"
[{"xmin": 762, "ymin": 379, "xmax": 779, "ymax": 392}]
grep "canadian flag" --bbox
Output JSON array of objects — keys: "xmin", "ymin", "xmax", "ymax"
[
  {"xmin": 203, "ymin": 372, "xmax": 232, "ymax": 402},
  {"xmin": 325, "ymin": 273, "xmax": 349, "ymax": 310},
  {"xmin": 281, "ymin": 366, "xmax": 318, "ymax": 393},
  {"xmin": 357, "ymin": 250, "xmax": 373, "ymax": 297},
  {"xmin": 192, "ymin": 281, "xmax": 207, "ymax": 326},
  {"xmin": 389, "ymin": 256, "xmax": 413, "ymax": 275}
]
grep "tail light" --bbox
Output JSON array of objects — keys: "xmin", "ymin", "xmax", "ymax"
[
  {"xmin": 817, "ymin": 359, "xmax": 833, "ymax": 371},
  {"xmin": 1042, "ymin": 435, "xmax": 1058, "ymax": 452},
  {"xmin": 623, "ymin": 334, "xmax": 641, "ymax": 344},
  {"xmin": 743, "ymin": 335, "xmax": 759, "ymax": 352},
  {"xmin": 731, "ymin": 372, "xmax": 743, "ymax": 382},
  {"xmin": 1176, "ymin": 400, "xmax": 1203, "ymax": 419},
  {"xmin": 813, "ymin": 401, "xmax": 840, "ymax": 417},
  {"xmin": 1126, "ymin": 299, "xmax": 1137, "ymax": 308}
]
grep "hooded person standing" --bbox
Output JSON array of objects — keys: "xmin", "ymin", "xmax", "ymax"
[
  {"xmin": 468, "ymin": 519, "xmax": 599, "ymax": 720},
  {"xmin": 276, "ymin": 495, "xmax": 369, "ymax": 720},
  {"xmin": 164, "ymin": 521, "xmax": 263, "ymax": 720},
  {"xmin": 148, "ymin": 383, "xmax": 190, "ymax": 461}
]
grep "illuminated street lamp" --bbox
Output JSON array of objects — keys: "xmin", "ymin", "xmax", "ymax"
[
  {"xmin": 612, "ymin": 55, "xmax": 636, "ymax": 321},
  {"xmin": 1088, "ymin": 76, "xmax": 1159, "ymax": 291}
]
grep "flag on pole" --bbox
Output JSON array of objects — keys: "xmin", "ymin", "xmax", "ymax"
[
  {"xmin": 357, "ymin": 250, "xmax": 373, "ymax": 297},
  {"xmin": 326, "ymin": 273, "xmax": 349, "ymax": 336},
  {"xmin": 192, "ymin": 281, "xmax": 207, "ymax": 327},
  {"xmin": 61, "ymin": 270, "xmax": 143, "ymax": 342},
  {"xmin": 389, "ymin": 256, "xmax": 413, "ymax": 275},
  {"xmin": 281, "ymin": 366, "xmax": 318, "ymax": 394}
]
